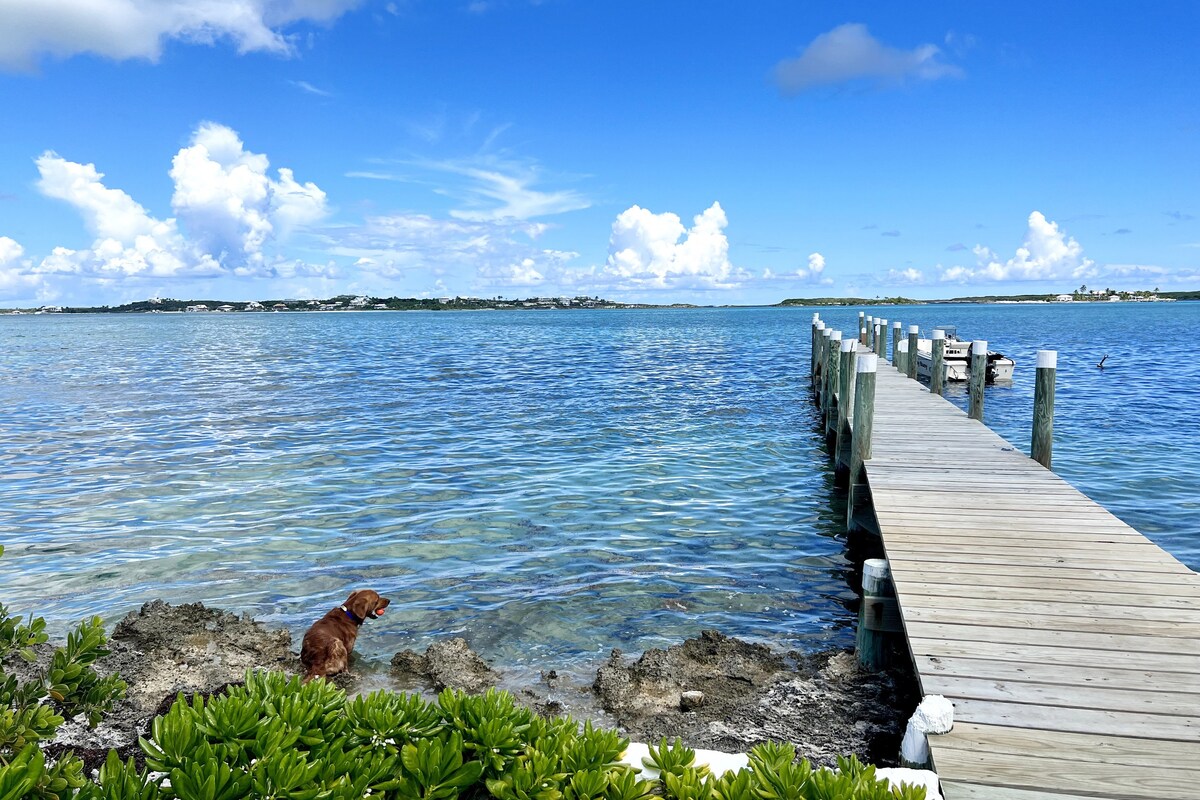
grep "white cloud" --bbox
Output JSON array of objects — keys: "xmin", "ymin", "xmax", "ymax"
[
  {"xmin": 888, "ymin": 267, "xmax": 924, "ymax": 283},
  {"xmin": 774, "ymin": 23, "xmax": 963, "ymax": 95},
  {"xmin": 601, "ymin": 202, "xmax": 736, "ymax": 289},
  {"xmin": 30, "ymin": 122, "xmax": 325, "ymax": 288},
  {"xmin": 35, "ymin": 153, "xmax": 209, "ymax": 277},
  {"xmin": 169, "ymin": 122, "xmax": 327, "ymax": 267},
  {"xmin": 0, "ymin": 236, "xmax": 24, "ymax": 265},
  {"xmin": 398, "ymin": 156, "xmax": 589, "ymax": 222},
  {"xmin": 290, "ymin": 80, "xmax": 332, "ymax": 97},
  {"xmin": 0, "ymin": 0, "xmax": 362, "ymax": 70},
  {"xmin": 0, "ymin": 236, "xmax": 48, "ymax": 300},
  {"xmin": 940, "ymin": 212, "xmax": 1094, "ymax": 283}
]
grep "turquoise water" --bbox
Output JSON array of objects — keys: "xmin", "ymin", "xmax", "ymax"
[{"xmin": 1, "ymin": 304, "xmax": 1196, "ymax": 677}]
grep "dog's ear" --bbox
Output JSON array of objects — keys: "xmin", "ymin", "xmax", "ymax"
[{"xmin": 349, "ymin": 590, "xmax": 379, "ymax": 620}]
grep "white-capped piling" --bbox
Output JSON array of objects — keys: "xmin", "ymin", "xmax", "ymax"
[
  {"xmin": 906, "ymin": 325, "xmax": 919, "ymax": 380},
  {"xmin": 930, "ymin": 329, "xmax": 946, "ymax": 395},
  {"xmin": 856, "ymin": 558, "xmax": 900, "ymax": 671},
  {"xmin": 810, "ymin": 314, "xmax": 820, "ymax": 382},
  {"xmin": 969, "ymin": 340, "xmax": 987, "ymax": 421},
  {"xmin": 874, "ymin": 320, "xmax": 887, "ymax": 359},
  {"xmin": 846, "ymin": 353, "xmax": 877, "ymax": 528},
  {"xmin": 896, "ymin": 339, "xmax": 909, "ymax": 376},
  {"xmin": 864, "ymin": 315, "xmax": 874, "ymax": 347},
  {"xmin": 858, "ymin": 311, "xmax": 866, "ymax": 345},
  {"xmin": 891, "ymin": 320, "xmax": 901, "ymax": 363},
  {"xmin": 1032, "ymin": 350, "xmax": 1057, "ymax": 469},
  {"xmin": 835, "ymin": 337, "xmax": 857, "ymax": 472},
  {"xmin": 812, "ymin": 319, "xmax": 826, "ymax": 391}
]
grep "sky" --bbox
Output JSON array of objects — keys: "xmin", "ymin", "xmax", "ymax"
[{"xmin": 0, "ymin": 1, "xmax": 1197, "ymax": 307}]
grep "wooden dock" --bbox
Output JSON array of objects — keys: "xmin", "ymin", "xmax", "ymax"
[{"xmin": 813, "ymin": 322, "xmax": 1200, "ymax": 799}]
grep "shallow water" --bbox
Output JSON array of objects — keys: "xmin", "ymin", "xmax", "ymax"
[{"xmin": 1, "ymin": 304, "xmax": 1196, "ymax": 677}]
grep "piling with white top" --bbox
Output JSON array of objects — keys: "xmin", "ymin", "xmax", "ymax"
[
  {"xmin": 820, "ymin": 327, "xmax": 834, "ymax": 419},
  {"xmin": 847, "ymin": 353, "xmax": 877, "ymax": 528},
  {"xmin": 896, "ymin": 339, "xmax": 909, "ymax": 376},
  {"xmin": 864, "ymin": 315, "xmax": 874, "ymax": 347},
  {"xmin": 856, "ymin": 558, "xmax": 900, "ymax": 670},
  {"xmin": 858, "ymin": 311, "xmax": 866, "ymax": 345},
  {"xmin": 891, "ymin": 320, "xmax": 902, "ymax": 363},
  {"xmin": 810, "ymin": 315, "xmax": 821, "ymax": 383},
  {"xmin": 875, "ymin": 320, "xmax": 887, "ymax": 359},
  {"xmin": 930, "ymin": 329, "xmax": 946, "ymax": 395},
  {"xmin": 1032, "ymin": 350, "xmax": 1057, "ymax": 469},
  {"xmin": 969, "ymin": 340, "xmax": 987, "ymax": 421},
  {"xmin": 812, "ymin": 319, "xmax": 826, "ymax": 390},
  {"xmin": 907, "ymin": 325, "xmax": 919, "ymax": 380}
]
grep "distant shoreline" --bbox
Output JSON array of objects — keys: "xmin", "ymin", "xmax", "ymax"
[{"xmin": 2, "ymin": 290, "xmax": 1196, "ymax": 315}]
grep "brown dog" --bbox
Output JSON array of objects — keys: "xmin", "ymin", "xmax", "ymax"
[{"xmin": 300, "ymin": 589, "xmax": 391, "ymax": 681}]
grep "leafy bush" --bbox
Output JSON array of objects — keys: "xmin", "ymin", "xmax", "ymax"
[{"xmin": 2, "ymin": 540, "xmax": 925, "ymax": 800}]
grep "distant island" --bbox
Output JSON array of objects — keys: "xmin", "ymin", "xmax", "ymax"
[
  {"xmin": 4, "ymin": 287, "xmax": 1198, "ymax": 315},
  {"xmin": 5, "ymin": 294, "xmax": 682, "ymax": 315},
  {"xmin": 779, "ymin": 287, "xmax": 1199, "ymax": 306}
]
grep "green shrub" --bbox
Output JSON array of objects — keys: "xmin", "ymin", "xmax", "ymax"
[{"xmin": 2, "ymin": 540, "xmax": 925, "ymax": 800}]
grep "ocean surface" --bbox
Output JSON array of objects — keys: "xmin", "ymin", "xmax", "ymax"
[{"xmin": 1, "ymin": 303, "xmax": 1196, "ymax": 680}]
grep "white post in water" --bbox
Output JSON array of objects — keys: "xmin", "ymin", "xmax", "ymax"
[
  {"xmin": 858, "ymin": 311, "xmax": 866, "ymax": 345},
  {"xmin": 930, "ymin": 329, "xmax": 946, "ymax": 395},
  {"xmin": 907, "ymin": 325, "xmax": 919, "ymax": 380},
  {"xmin": 875, "ymin": 319, "xmax": 887, "ymax": 358},
  {"xmin": 891, "ymin": 320, "xmax": 902, "ymax": 363},
  {"xmin": 813, "ymin": 320, "xmax": 826, "ymax": 391},
  {"xmin": 1032, "ymin": 350, "xmax": 1057, "ymax": 469},
  {"xmin": 864, "ymin": 315, "xmax": 874, "ymax": 347},
  {"xmin": 847, "ymin": 353, "xmax": 878, "ymax": 529},
  {"xmin": 969, "ymin": 340, "xmax": 987, "ymax": 421},
  {"xmin": 896, "ymin": 339, "xmax": 909, "ymax": 376},
  {"xmin": 856, "ymin": 558, "xmax": 899, "ymax": 670}
]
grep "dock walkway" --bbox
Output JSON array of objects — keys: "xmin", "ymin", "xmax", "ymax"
[{"xmin": 841, "ymin": 351, "xmax": 1200, "ymax": 798}]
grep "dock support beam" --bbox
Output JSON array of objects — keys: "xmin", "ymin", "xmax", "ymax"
[
  {"xmin": 930, "ymin": 329, "xmax": 946, "ymax": 395},
  {"xmin": 891, "ymin": 320, "xmax": 901, "ymax": 363},
  {"xmin": 847, "ymin": 353, "xmax": 877, "ymax": 529},
  {"xmin": 824, "ymin": 330, "xmax": 842, "ymax": 446},
  {"xmin": 1032, "ymin": 350, "xmax": 1057, "ymax": 469},
  {"xmin": 835, "ymin": 338, "xmax": 857, "ymax": 473},
  {"xmin": 969, "ymin": 340, "xmax": 987, "ymax": 421},
  {"xmin": 906, "ymin": 325, "xmax": 919, "ymax": 380},
  {"xmin": 896, "ymin": 339, "xmax": 909, "ymax": 377},
  {"xmin": 856, "ymin": 558, "xmax": 900, "ymax": 670},
  {"xmin": 875, "ymin": 320, "xmax": 887, "ymax": 359}
]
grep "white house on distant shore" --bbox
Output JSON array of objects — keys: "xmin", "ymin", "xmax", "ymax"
[{"xmin": 1054, "ymin": 294, "xmax": 1074, "ymax": 302}]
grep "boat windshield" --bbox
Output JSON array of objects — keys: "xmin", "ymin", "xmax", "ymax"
[{"xmin": 934, "ymin": 325, "xmax": 958, "ymax": 339}]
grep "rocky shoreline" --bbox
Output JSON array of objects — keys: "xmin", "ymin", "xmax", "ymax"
[{"xmin": 15, "ymin": 600, "xmax": 918, "ymax": 772}]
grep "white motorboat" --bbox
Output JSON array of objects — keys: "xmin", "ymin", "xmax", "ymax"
[{"xmin": 915, "ymin": 326, "xmax": 1014, "ymax": 383}]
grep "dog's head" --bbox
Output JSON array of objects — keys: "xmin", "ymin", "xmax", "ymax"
[{"xmin": 344, "ymin": 589, "xmax": 390, "ymax": 621}]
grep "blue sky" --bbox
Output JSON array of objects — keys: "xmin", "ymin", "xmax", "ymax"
[{"xmin": 0, "ymin": 1, "xmax": 1197, "ymax": 306}]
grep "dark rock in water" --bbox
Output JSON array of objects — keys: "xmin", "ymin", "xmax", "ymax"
[
  {"xmin": 591, "ymin": 629, "xmax": 917, "ymax": 769},
  {"xmin": 391, "ymin": 637, "xmax": 498, "ymax": 694}
]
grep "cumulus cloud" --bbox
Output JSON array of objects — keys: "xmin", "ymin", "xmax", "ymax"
[
  {"xmin": 0, "ymin": 236, "xmax": 49, "ymax": 300},
  {"xmin": 170, "ymin": 122, "xmax": 327, "ymax": 267},
  {"xmin": 29, "ymin": 122, "xmax": 326, "ymax": 287},
  {"xmin": 888, "ymin": 267, "xmax": 923, "ymax": 283},
  {"xmin": 0, "ymin": 0, "xmax": 362, "ymax": 70},
  {"xmin": 774, "ymin": 23, "xmax": 963, "ymax": 95},
  {"xmin": 939, "ymin": 211, "xmax": 1094, "ymax": 283},
  {"xmin": 600, "ymin": 202, "xmax": 736, "ymax": 289}
]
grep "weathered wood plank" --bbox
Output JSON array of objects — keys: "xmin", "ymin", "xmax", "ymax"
[
  {"xmin": 904, "ymin": 619, "xmax": 1200, "ymax": 656},
  {"xmin": 897, "ymin": 593, "xmax": 1200, "ymax": 624},
  {"xmin": 888, "ymin": 558, "xmax": 1200, "ymax": 585},
  {"xmin": 933, "ymin": 747, "xmax": 1196, "ymax": 800},
  {"xmin": 894, "ymin": 581, "xmax": 1200, "ymax": 608},
  {"xmin": 899, "ymin": 605, "xmax": 1200, "ymax": 638},
  {"xmin": 906, "ymin": 636, "xmax": 1200, "ymax": 674},
  {"xmin": 934, "ymin": 721, "xmax": 1200, "ymax": 765},
  {"xmin": 938, "ymin": 784, "xmax": 1107, "ymax": 800},
  {"xmin": 923, "ymin": 673, "xmax": 1200, "ymax": 716},
  {"xmin": 914, "ymin": 655, "xmax": 1200, "ymax": 695}
]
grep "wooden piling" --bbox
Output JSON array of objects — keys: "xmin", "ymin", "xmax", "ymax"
[
  {"xmin": 820, "ymin": 327, "xmax": 834, "ymax": 415},
  {"xmin": 865, "ymin": 315, "xmax": 874, "ymax": 347},
  {"xmin": 825, "ymin": 330, "xmax": 842, "ymax": 442},
  {"xmin": 812, "ymin": 320, "xmax": 826, "ymax": 391},
  {"xmin": 835, "ymin": 338, "xmax": 857, "ymax": 472},
  {"xmin": 1032, "ymin": 349, "xmax": 1057, "ymax": 469},
  {"xmin": 906, "ymin": 325, "xmax": 919, "ymax": 380},
  {"xmin": 858, "ymin": 311, "xmax": 866, "ymax": 345},
  {"xmin": 856, "ymin": 558, "xmax": 899, "ymax": 671},
  {"xmin": 930, "ymin": 329, "xmax": 946, "ymax": 396},
  {"xmin": 891, "ymin": 320, "xmax": 901, "ymax": 363},
  {"xmin": 846, "ymin": 352, "xmax": 877, "ymax": 528},
  {"xmin": 896, "ymin": 339, "xmax": 909, "ymax": 376},
  {"xmin": 810, "ymin": 314, "xmax": 821, "ymax": 383},
  {"xmin": 875, "ymin": 320, "xmax": 887, "ymax": 359},
  {"xmin": 969, "ymin": 339, "xmax": 987, "ymax": 421}
]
